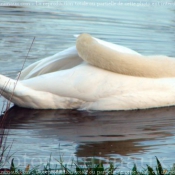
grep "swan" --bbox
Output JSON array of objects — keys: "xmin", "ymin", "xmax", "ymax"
[{"xmin": 1, "ymin": 33, "xmax": 175, "ymax": 111}]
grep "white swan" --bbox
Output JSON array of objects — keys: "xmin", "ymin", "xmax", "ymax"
[{"xmin": 1, "ymin": 33, "xmax": 175, "ymax": 111}]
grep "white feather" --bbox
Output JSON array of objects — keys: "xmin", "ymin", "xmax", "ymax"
[{"xmin": 1, "ymin": 33, "xmax": 175, "ymax": 111}]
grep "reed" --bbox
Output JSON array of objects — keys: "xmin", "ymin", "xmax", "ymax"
[
  {"xmin": 0, "ymin": 37, "xmax": 35, "ymax": 168},
  {"xmin": 0, "ymin": 156, "xmax": 174, "ymax": 175}
]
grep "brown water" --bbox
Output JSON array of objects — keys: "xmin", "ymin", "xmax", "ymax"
[{"xmin": 1, "ymin": 0, "xmax": 175, "ymax": 171}]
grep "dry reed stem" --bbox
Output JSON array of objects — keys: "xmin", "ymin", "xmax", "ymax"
[{"xmin": 0, "ymin": 37, "xmax": 36, "ymax": 166}]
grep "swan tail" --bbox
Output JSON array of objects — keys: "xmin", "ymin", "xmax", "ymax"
[
  {"xmin": 0, "ymin": 74, "xmax": 15, "ymax": 95},
  {"xmin": 0, "ymin": 74, "xmax": 82, "ymax": 109},
  {"xmin": 0, "ymin": 74, "xmax": 51, "ymax": 108},
  {"xmin": 0, "ymin": 74, "xmax": 37, "ymax": 108},
  {"xmin": 0, "ymin": 74, "xmax": 24, "ymax": 102}
]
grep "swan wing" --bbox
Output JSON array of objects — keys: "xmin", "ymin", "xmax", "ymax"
[
  {"xmin": 1, "ymin": 64, "xmax": 175, "ymax": 110},
  {"xmin": 5, "ymin": 63, "xmax": 175, "ymax": 110},
  {"xmin": 19, "ymin": 46, "xmax": 83, "ymax": 80},
  {"xmin": 22, "ymin": 64, "xmax": 175, "ymax": 110}
]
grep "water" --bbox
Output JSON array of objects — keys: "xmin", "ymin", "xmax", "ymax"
[{"xmin": 1, "ymin": 0, "xmax": 175, "ymax": 170}]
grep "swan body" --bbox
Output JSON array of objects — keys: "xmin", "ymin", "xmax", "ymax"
[{"xmin": 1, "ymin": 34, "xmax": 175, "ymax": 111}]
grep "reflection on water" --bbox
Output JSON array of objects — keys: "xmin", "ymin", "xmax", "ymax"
[
  {"xmin": 1, "ymin": 0, "xmax": 175, "ymax": 170},
  {"xmin": 1, "ymin": 106, "xmax": 175, "ymax": 169}
]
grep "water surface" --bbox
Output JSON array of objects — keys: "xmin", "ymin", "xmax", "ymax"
[{"xmin": 1, "ymin": 0, "xmax": 175, "ymax": 170}]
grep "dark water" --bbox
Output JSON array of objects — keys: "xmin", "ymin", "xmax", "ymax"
[
  {"xmin": 3, "ymin": 106, "xmax": 175, "ymax": 170},
  {"xmin": 1, "ymin": 0, "xmax": 175, "ymax": 171}
]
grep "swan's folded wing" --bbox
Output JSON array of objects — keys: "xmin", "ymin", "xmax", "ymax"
[
  {"xmin": 20, "ymin": 64, "xmax": 175, "ymax": 110},
  {"xmin": 2, "ymin": 64, "xmax": 175, "ymax": 110},
  {"xmin": 19, "ymin": 46, "xmax": 83, "ymax": 80}
]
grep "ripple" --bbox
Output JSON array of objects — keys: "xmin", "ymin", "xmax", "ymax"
[{"xmin": 1, "ymin": 0, "xmax": 175, "ymax": 170}]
